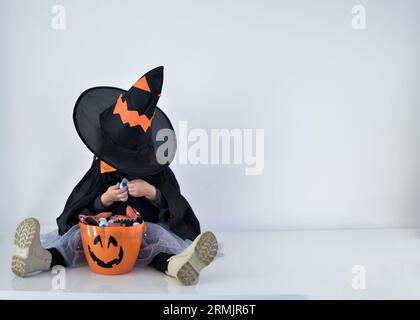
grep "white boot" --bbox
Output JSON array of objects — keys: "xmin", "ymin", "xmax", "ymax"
[
  {"xmin": 11, "ymin": 218, "xmax": 52, "ymax": 277},
  {"xmin": 166, "ymin": 231, "xmax": 218, "ymax": 285}
]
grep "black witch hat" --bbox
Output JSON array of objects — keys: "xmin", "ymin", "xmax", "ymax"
[{"xmin": 73, "ymin": 66, "xmax": 176, "ymax": 176}]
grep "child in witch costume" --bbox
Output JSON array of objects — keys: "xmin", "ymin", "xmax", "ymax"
[{"xmin": 11, "ymin": 66, "xmax": 218, "ymax": 285}]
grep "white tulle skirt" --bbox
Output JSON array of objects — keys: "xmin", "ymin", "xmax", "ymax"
[{"xmin": 41, "ymin": 222, "xmax": 192, "ymax": 268}]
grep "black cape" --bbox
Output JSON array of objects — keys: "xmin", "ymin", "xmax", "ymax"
[{"xmin": 56, "ymin": 158, "xmax": 201, "ymax": 241}]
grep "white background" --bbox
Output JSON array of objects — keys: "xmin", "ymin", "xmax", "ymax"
[{"xmin": 1, "ymin": 0, "xmax": 420, "ymax": 231}]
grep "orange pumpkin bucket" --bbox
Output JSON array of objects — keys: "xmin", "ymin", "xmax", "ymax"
[{"xmin": 79, "ymin": 222, "xmax": 146, "ymax": 275}]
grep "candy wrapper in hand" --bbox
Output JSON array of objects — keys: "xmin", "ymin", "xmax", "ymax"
[{"xmin": 120, "ymin": 178, "xmax": 128, "ymax": 189}]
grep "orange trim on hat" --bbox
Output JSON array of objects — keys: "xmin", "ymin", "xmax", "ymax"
[
  {"xmin": 100, "ymin": 160, "xmax": 117, "ymax": 173},
  {"xmin": 113, "ymin": 94, "xmax": 154, "ymax": 132},
  {"xmin": 133, "ymin": 76, "xmax": 151, "ymax": 92}
]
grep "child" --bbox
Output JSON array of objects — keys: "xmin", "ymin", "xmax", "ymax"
[{"xmin": 11, "ymin": 66, "xmax": 218, "ymax": 285}]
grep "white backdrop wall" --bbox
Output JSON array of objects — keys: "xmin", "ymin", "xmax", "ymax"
[{"xmin": 1, "ymin": 0, "xmax": 420, "ymax": 231}]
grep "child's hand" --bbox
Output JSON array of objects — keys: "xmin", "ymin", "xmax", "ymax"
[
  {"xmin": 101, "ymin": 182, "xmax": 128, "ymax": 206},
  {"xmin": 127, "ymin": 179, "xmax": 157, "ymax": 201}
]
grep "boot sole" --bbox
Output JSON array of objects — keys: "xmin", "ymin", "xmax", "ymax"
[
  {"xmin": 176, "ymin": 231, "xmax": 218, "ymax": 285},
  {"xmin": 11, "ymin": 218, "xmax": 39, "ymax": 277}
]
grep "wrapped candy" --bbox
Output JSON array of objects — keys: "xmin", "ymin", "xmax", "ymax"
[
  {"xmin": 120, "ymin": 178, "xmax": 128, "ymax": 189},
  {"xmin": 79, "ymin": 205, "xmax": 143, "ymax": 227}
]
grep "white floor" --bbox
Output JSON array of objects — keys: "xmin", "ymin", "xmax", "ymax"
[{"xmin": 1, "ymin": 227, "xmax": 420, "ymax": 299}]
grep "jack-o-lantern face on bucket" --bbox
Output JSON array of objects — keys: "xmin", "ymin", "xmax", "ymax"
[
  {"xmin": 80, "ymin": 222, "xmax": 146, "ymax": 275},
  {"xmin": 88, "ymin": 235, "xmax": 124, "ymax": 268}
]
